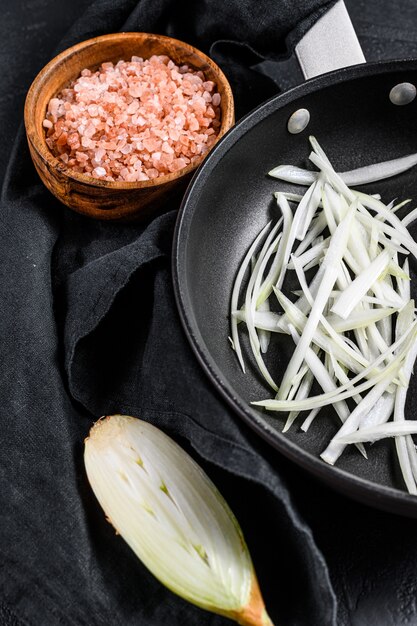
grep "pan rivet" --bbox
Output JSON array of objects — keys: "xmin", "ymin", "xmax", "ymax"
[
  {"xmin": 287, "ymin": 108, "xmax": 310, "ymax": 134},
  {"xmin": 389, "ymin": 82, "xmax": 416, "ymax": 106}
]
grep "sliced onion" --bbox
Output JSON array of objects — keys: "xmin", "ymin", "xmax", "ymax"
[
  {"xmin": 269, "ymin": 152, "xmax": 417, "ymax": 187},
  {"xmin": 232, "ymin": 136, "xmax": 417, "ymax": 494}
]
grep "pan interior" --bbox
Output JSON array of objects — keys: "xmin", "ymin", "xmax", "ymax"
[{"xmin": 176, "ymin": 62, "xmax": 417, "ymax": 500}]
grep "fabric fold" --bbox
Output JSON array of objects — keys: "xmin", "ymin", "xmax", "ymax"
[
  {"xmin": 0, "ymin": 0, "xmax": 344, "ymax": 624},
  {"xmin": 61, "ymin": 211, "xmax": 337, "ymax": 625}
]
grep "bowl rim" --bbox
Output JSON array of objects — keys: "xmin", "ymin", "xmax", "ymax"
[{"xmin": 24, "ymin": 31, "xmax": 234, "ymax": 190}]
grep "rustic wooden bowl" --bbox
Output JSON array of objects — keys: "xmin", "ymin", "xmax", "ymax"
[{"xmin": 24, "ymin": 32, "xmax": 234, "ymax": 221}]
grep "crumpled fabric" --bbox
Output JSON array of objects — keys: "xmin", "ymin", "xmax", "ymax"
[{"xmin": 2, "ymin": 0, "xmax": 417, "ymax": 625}]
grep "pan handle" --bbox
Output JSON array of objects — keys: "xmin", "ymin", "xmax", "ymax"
[{"xmin": 295, "ymin": 0, "xmax": 365, "ymax": 80}]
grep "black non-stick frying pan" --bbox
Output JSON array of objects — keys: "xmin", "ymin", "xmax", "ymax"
[{"xmin": 173, "ymin": 0, "xmax": 417, "ymax": 517}]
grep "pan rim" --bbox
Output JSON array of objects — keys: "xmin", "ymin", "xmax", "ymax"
[{"xmin": 173, "ymin": 58, "xmax": 417, "ymax": 517}]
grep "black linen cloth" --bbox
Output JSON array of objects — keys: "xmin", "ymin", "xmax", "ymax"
[{"xmin": 2, "ymin": 1, "xmax": 417, "ymax": 626}]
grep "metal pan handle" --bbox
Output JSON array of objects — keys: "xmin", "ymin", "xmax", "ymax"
[{"xmin": 295, "ymin": 0, "xmax": 365, "ymax": 80}]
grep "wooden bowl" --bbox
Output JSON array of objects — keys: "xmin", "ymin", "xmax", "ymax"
[{"xmin": 24, "ymin": 32, "xmax": 234, "ymax": 221}]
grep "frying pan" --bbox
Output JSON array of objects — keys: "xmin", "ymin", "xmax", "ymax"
[{"xmin": 173, "ymin": 1, "xmax": 417, "ymax": 517}]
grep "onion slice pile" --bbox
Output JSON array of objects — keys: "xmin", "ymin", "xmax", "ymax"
[{"xmin": 230, "ymin": 136, "xmax": 417, "ymax": 493}]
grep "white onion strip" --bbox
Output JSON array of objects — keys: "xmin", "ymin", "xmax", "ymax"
[
  {"xmin": 335, "ymin": 421, "xmax": 417, "ymax": 444},
  {"xmin": 277, "ymin": 205, "xmax": 356, "ymax": 400},
  {"xmin": 230, "ymin": 222, "xmax": 272, "ymax": 372},
  {"xmin": 268, "ymin": 152, "xmax": 417, "ymax": 187},
  {"xmin": 231, "ymin": 136, "xmax": 417, "ymax": 493},
  {"xmin": 331, "ymin": 250, "xmax": 390, "ymax": 319}
]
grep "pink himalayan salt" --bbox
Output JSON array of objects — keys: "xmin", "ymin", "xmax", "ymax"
[{"xmin": 44, "ymin": 55, "xmax": 222, "ymax": 182}]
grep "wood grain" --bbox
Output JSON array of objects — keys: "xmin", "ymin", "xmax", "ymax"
[{"xmin": 24, "ymin": 32, "xmax": 234, "ymax": 221}]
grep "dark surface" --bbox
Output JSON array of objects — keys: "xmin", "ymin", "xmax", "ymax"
[
  {"xmin": 174, "ymin": 59, "xmax": 417, "ymax": 516},
  {"xmin": 2, "ymin": 1, "xmax": 417, "ymax": 626}
]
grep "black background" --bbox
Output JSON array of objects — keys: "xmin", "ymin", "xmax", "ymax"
[{"xmin": 2, "ymin": 1, "xmax": 417, "ymax": 625}]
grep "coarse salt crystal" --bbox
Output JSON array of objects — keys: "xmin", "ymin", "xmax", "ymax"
[
  {"xmin": 171, "ymin": 157, "xmax": 188, "ymax": 171},
  {"xmin": 93, "ymin": 166, "xmax": 106, "ymax": 177},
  {"xmin": 43, "ymin": 55, "xmax": 222, "ymax": 182},
  {"xmin": 87, "ymin": 105, "xmax": 98, "ymax": 117},
  {"xmin": 120, "ymin": 143, "xmax": 133, "ymax": 155},
  {"xmin": 203, "ymin": 81, "xmax": 215, "ymax": 92},
  {"xmin": 188, "ymin": 117, "xmax": 199, "ymax": 131},
  {"xmin": 162, "ymin": 141, "xmax": 174, "ymax": 154},
  {"xmin": 212, "ymin": 93, "xmax": 221, "ymax": 107},
  {"xmin": 145, "ymin": 168, "xmax": 159, "ymax": 179},
  {"xmin": 95, "ymin": 148, "xmax": 106, "ymax": 161},
  {"xmin": 128, "ymin": 86, "xmax": 142, "ymax": 98},
  {"xmin": 127, "ymin": 100, "xmax": 140, "ymax": 114}
]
